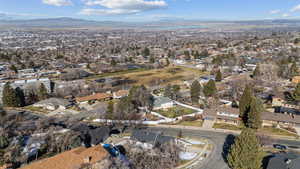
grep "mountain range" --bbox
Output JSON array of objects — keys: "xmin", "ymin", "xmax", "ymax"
[{"xmin": 2, "ymin": 17, "xmax": 300, "ymax": 29}]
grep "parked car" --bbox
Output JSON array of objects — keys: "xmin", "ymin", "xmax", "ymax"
[{"xmin": 273, "ymin": 144, "xmax": 287, "ymax": 150}]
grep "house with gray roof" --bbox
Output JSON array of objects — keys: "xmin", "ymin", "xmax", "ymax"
[
  {"xmin": 131, "ymin": 130, "xmax": 174, "ymax": 145},
  {"xmin": 33, "ymin": 98, "xmax": 72, "ymax": 110},
  {"xmin": 153, "ymin": 96, "xmax": 174, "ymax": 110},
  {"xmin": 266, "ymin": 153, "xmax": 300, "ymax": 169}
]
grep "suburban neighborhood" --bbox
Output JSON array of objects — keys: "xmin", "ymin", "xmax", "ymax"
[{"xmin": 3, "ymin": 0, "xmax": 300, "ymax": 169}]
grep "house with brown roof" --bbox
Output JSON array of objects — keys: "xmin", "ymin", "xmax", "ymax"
[
  {"xmin": 76, "ymin": 93, "xmax": 112, "ymax": 103},
  {"xmin": 292, "ymin": 76, "xmax": 300, "ymax": 84},
  {"xmin": 21, "ymin": 145, "xmax": 108, "ymax": 169}
]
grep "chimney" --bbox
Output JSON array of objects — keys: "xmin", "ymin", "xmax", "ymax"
[{"xmin": 84, "ymin": 156, "xmax": 92, "ymax": 164}]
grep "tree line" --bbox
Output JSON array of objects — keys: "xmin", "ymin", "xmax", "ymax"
[{"xmin": 2, "ymin": 82, "xmax": 49, "ymax": 107}]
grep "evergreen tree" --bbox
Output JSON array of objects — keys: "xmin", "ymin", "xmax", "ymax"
[
  {"xmin": 15, "ymin": 87, "xmax": 25, "ymax": 107},
  {"xmin": 142, "ymin": 47, "xmax": 150, "ymax": 57},
  {"xmin": 2, "ymin": 83, "xmax": 18, "ymax": 107},
  {"xmin": 190, "ymin": 80, "xmax": 201, "ymax": 104},
  {"xmin": 38, "ymin": 83, "xmax": 48, "ymax": 101},
  {"xmin": 247, "ymin": 98, "xmax": 262, "ymax": 129},
  {"xmin": 216, "ymin": 69, "xmax": 222, "ymax": 82},
  {"xmin": 0, "ymin": 136, "xmax": 8, "ymax": 149},
  {"xmin": 227, "ymin": 128, "xmax": 263, "ymax": 169},
  {"xmin": 149, "ymin": 56, "xmax": 155, "ymax": 63},
  {"xmin": 106, "ymin": 101, "xmax": 114, "ymax": 119},
  {"xmin": 164, "ymin": 84, "xmax": 173, "ymax": 98},
  {"xmin": 239, "ymin": 85, "xmax": 253, "ymax": 119},
  {"xmin": 290, "ymin": 62, "xmax": 298, "ymax": 78},
  {"xmin": 9, "ymin": 65, "xmax": 18, "ymax": 73},
  {"xmin": 253, "ymin": 64, "xmax": 261, "ymax": 78},
  {"xmin": 166, "ymin": 58, "xmax": 170, "ymax": 66},
  {"xmin": 203, "ymin": 80, "xmax": 217, "ymax": 97},
  {"xmin": 0, "ymin": 105, "xmax": 5, "ymax": 117},
  {"xmin": 293, "ymin": 83, "xmax": 300, "ymax": 102},
  {"xmin": 184, "ymin": 51, "xmax": 191, "ymax": 60},
  {"xmin": 172, "ymin": 85, "xmax": 181, "ymax": 100},
  {"xmin": 111, "ymin": 59, "xmax": 117, "ymax": 66}
]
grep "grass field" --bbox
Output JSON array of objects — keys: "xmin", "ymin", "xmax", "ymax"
[
  {"xmin": 88, "ymin": 66, "xmax": 207, "ymax": 86},
  {"xmin": 213, "ymin": 123, "xmax": 242, "ymax": 131},
  {"xmin": 123, "ymin": 66, "xmax": 206, "ymax": 85},
  {"xmin": 259, "ymin": 127, "xmax": 298, "ymax": 137},
  {"xmin": 156, "ymin": 105, "xmax": 196, "ymax": 118},
  {"xmin": 176, "ymin": 120, "xmax": 203, "ymax": 127},
  {"xmin": 86, "ymin": 68, "xmax": 149, "ymax": 80}
]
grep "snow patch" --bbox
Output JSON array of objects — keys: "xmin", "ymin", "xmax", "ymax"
[{"xmin": 180, "ymin": 152, "xmax": 198, "ymax": 160}]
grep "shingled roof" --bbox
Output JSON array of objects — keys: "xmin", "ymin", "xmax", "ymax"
[
  {"xmin": 76, "ymin": 93, "xmax": 112, "ymax": 102},
  {"xmin": 21, "ymin": 145, "xmax": 108, "ymax": 169}
]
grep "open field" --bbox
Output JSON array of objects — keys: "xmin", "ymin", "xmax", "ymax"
[
  {"xmin": 119, "ymin": 66, "xmax": 207, "ymax": 86},
  {"xmin": 87, "ymin": 66, "xmax": 206, "ymax": 86}
]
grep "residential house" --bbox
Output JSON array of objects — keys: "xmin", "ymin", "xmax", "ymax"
[
  {"xmin": 153, "ymin": 96, "xmax": 174, "ymax": 110},
  {"xmin": 266, "ymin": 152, "xmax": 300, "ymax": 169},
  {"xmin": 18, "ymin": 68, "xmax": 36, "ymax": 78},
  {"xmin": 292, "ymin": 76, "xmax": 300, "ymax": 84},
  {"xmin": 113, "ymin": 90, "xmax": 129, "ymax": 99},
  {"xmin": 21, "ymin": 145, "xmax": 108, "ymax": 169},
  {"xmin": 76, "ymin": 93, "xmax": 112, "ymax": 104},
  {"xmin": 203, "ymin": 106, "xmax": 240, "ymax": 126},
  {"xmin": 261, "ymin": 111, "xmax": 300, "ymax": 130},
  {"xmin": 131, "ymin": 130, "xmax": 174, "ymax": 145},
  {"xmin": 199, "ymin": 75, "xmax": 215, "ymax": 84},
  {"xmin": 71, "ymin": 124, "xmax": 111, "ymax": 147},
  {"xmin": 33, "ymin": 98, "xmax": 72, "ymax": 111}
]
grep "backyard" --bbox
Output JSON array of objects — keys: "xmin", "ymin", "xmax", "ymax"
[{"xmin": 156, "ymin": 105, "xmax": 197, "ymax": 118}]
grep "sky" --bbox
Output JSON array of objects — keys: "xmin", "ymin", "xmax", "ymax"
[{"xmin": 2, "ymin": 0, "xmax": 300, "ymax": 21}]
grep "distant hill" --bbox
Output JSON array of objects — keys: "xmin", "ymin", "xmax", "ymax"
[
  {"xmin": 2, "ymin": 17, "xmax": 300, "ymax": 30},
  {"xmin": 0, "ymin": 17, "xmax": 130, "ymax": 28}
]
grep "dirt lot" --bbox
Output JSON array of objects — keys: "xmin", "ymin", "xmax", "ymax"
[{"xmin": 120, "ymin": 66, "xmax": 207, "ymax": 86}]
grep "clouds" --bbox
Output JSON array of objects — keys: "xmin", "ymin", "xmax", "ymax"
[
  {"xmin": 269, "ymin": 10, "xmax": 280, "ymax": 15},
  {"xmin": 291, "ymin": 4, "xmax": 300, "ymax": 12},
  {"xmin": 80, "ymin": 0, "xmax": 167, "ymax": 15},
  {"xmin": 42, "ymin": 0, "xmax": 73, "ymax": 6}
]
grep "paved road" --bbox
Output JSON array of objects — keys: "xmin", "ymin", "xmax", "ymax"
[{"xmin": 146, "ymin": 127, "xmax": 300, "ymax": 169}]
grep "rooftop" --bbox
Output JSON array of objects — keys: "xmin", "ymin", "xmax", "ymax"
[
  {"xmin": 76, "ymin": 93, "xmax": 112, "ymax": 102},
  {"xmin": 21, "ymin": 145, "xmax": 108, "ymax": 169}
]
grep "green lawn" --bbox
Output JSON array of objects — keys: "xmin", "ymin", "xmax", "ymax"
[
  {"xmin": 213, "ymin": 123, "xmax": 242, "ymax": 131},
  {"xmin": 156, "ymin": 106, "xmax": 196, "ymax": 118},
  {"xmin": 24, "ymin": 106, "xmax": 49, "ymax": 114},
  {"xmin": 176, "ymin": 120, "xmax": 203, "ymax": 127},
  {"xmin": 259, "ymin": 127, "xmax": 298, "ymax": 137},
  {"xmin": 213, "ymin": 123, "xmax": 298, "ymax": 137}
]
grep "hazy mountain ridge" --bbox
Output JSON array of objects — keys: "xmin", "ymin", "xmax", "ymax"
[{"xmin": 2, "ymin": 17, "xmax": 300, "ymax": 29}]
